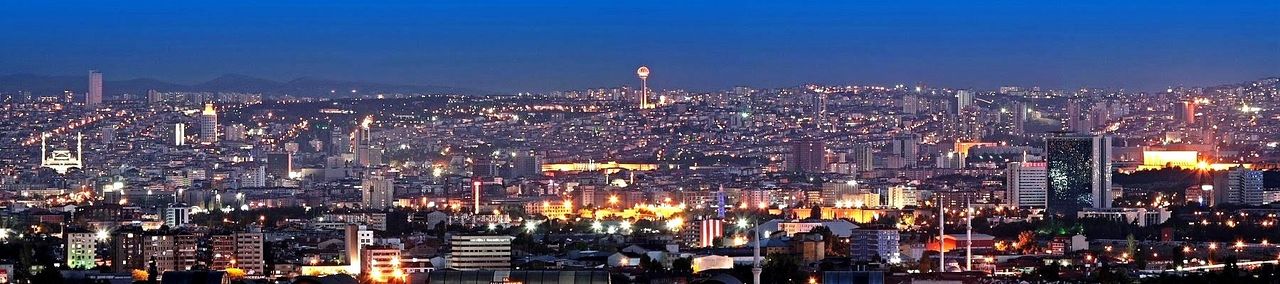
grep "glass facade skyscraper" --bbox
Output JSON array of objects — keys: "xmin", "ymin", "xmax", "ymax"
[{"xmin": 1045, "ymin": 134, "xmax": 1112, "ymax": 214}]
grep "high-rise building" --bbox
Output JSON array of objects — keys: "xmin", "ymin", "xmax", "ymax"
[
  {"xmin": 147, "ymin": 89, "xmax": 163, "ymax": 105},
  {"xmin": 1012, "ymin": 101, "xmax": 1028, "ymax": 135},
  {"xmin": 891, "ymin": 134, "xmax": 920, "ymax": 167},
  {"xmin": 345, "ymin": 224, "xmax": 375, "ymax": 273},
  {"xmin": 1175, "ymin": 100, "xmax": 1197, "ymax": 125},
  {"xmin": 1007, "ymin": 161, "xmax": 1048, "ymax": 208},
  {"xmin": 1045, "ymin": 134, "xmax": 1112, "ymax": 214},
  {"xmin": 212, "ymin": 232, "xmax": 265, "ymax": 276},
  {"xmin": 164, "ymin": 205, "xmax": 190, "ymax": 227},
  {"xmin": 955, "ymin": 89, "xmax": 974, "ymax": 113},
  {"xmin": 1065, "ymin": 99, "xmax": 1083, "ymax": 133},
  {"xmin": 788, "ymin": 139, "xmax": 826, "ymax": 173},
  {"xmin": 850, "ymin": 144, "xmax": 875, "ymax": 172},
  {"xmin": 87, "ymin": 70, "xmax": 103, "ymax": 108},
  {"xmin": 362, "ymin": 174, "xmax": 395, "ymax": 210},
  {"xmin": 901, "ymin": 94, "xmax": 920, "ymax": 114},
  {"xmin": 511, "ymin": 149, "xmax": 542, "ymax": 178},
  {"xmin": 200, "ymin": 102, "xmax": 218, "ymax": 143},
  {"xmin": 448, "ymin": 235, "xmax": 514, "ymax": 270},
  {"xmin": 173, "ymin": 123, "xmax": 186, "ymax": 146},
  {"xmin": 1212, "ymin": 166, "xmax": 1264, "ymax": 206}
]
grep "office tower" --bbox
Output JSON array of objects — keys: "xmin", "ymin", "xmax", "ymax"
[
  {"xmin": 1006, "ymin": 161, "xmax": 1048, "ymax": 208},
  {"xmin": 1212, "ymin": 166, "xmax": 1264, "ymax": 206},
  {"xmin": 511, "ymin": 149, "xmax": 542, "ymax": 178},
  {"xmin": 212, "ymin": 232, "xmax": 265, "ymax": 276},
  {"xmin": 265, "ymin": 152, "xmax": 292, "ymax": 177},
  {"xmin": 891, "ymin": 134, "xmax": 920, "ymax": 167},
  {"xmin": 362, "ymin": 174, "xmax": 395, "ymax": 210},
  {"xmin": 87, "ymin": 70, "xmax": 103, "ymax": 108},
  {"xmin": 448, "ymin": 235, "xmax": 515, "ymax": 270},
  {"xmin": 850, "ymin": 144, "xmax": 875, "ymax": 172},
  {"xmin": 66, "ymin": 232, "xmax": 98, "ymax": 269},
  {"xmin": 1013, "ymin": 101, "xmax": 1028, "ymax": 135},
  {"xmin": 1175, "ymin": 100, "xmax": 1196, "ymax": 125},
  {"xmin": 200, "ymin": 102, "xmax": 218, "ymax": 143},
  {"xmin": 788, "ymin": 139, "xmax": 826, "ymax": 173},
  {"xmin": 164, "ymin": 205, "xmax": 190, "ymax": 227},
  {"xmin": 1045, "ymin": 134, "xmax": 1112, "ymax": 214},
  {"xmin": 345, "ymin": 224, "xmax": 375, "ymax": 272},
  {"xmin": 955, "ymin": 89, "xmax": 974, "ymax": 113}
]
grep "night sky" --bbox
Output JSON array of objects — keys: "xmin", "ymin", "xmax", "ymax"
[{"xmin": 2, "ymin": 1, "xmax": 1277, "ymax": 92}]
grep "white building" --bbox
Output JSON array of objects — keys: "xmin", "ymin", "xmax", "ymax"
[
  {"xmin": 1076, "ymin": 208, "xmax": 1171, "ymax": 227},
  {"xmin": 448, "ymin": 235, "xmax": 514, "ymax": 271},
  {"xmin": 164, "ymin": 205, "xmax": 190, "ymax": 227},
  {"xmin": 1007, "ymin": 161, "xmax": 1048, "ymax": 208},
  {"xmin": 200, "ymin": 102, "xmax": 218, "ymax": 143}
]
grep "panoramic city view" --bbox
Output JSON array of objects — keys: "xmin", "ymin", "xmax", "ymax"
[{"xmin": 1, "ymin": 1, "xmax": 1279, "ymax": 284}]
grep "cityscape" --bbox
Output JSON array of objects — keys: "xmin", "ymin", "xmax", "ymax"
[{"xmin": 1, "ymin": 2, "xmax": 1279, "ymax": 284}]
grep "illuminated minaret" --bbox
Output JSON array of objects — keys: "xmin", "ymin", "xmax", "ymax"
[
  {"xmin": 636, "ymin": 66, "xmax": 651, "ymax": 109},
  {"xmin": 938, "ymin": 196, "xmax": 945, "ymax": 272},
  {"xmin": 200, "ymin": 102, "xmax": 218, "ymax": 143}
]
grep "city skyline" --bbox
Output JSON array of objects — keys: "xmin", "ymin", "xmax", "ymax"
[{"xmin": 2, "ymin": 2, "xmax": 1280, "ymax": 284}]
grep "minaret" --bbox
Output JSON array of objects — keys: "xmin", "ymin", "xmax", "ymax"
[
  {"xmin": 752, "ymin": 222, "xmax": 761, "ymax": 284},
  {"xmin": 966, "ymin": 199, "xmax": 973, "ymax": 271},
  {"xmin": 40, "ymin": 133, "xmax": 46, "ymax": 164},
  {"xmin": 938, "ymin": 196, "xmax": 945, "ymax": 272}
]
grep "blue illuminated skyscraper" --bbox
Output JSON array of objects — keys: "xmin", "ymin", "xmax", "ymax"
[{"xmin": 1045, "ymin": 133, "xmax": 1112, "ymax": 214}]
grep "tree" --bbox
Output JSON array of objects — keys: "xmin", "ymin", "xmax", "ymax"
[
  {"xmin": 671, "ymin": 257, "xmax": 693, "ymax": 276},
  {"xmin": 762, "ymin": 253, "xmax": 806, "ymax": 284}
]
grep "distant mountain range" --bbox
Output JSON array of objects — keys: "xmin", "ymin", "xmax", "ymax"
[{"xmin": 0, "ymin": 73, "xmax": 493, "ymax": 96}]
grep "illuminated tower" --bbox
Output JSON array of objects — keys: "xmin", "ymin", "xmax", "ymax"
[
  {"xmin": 87, "ymin": 70, "xmax": 103, "ymax": 108},
  {"xmin": 200, "ymin": 102, "xmax": 218, "ymax": 143},
  {"xmin": 636, "ymin": 66, "xmax": 651, "ymax": 109}
]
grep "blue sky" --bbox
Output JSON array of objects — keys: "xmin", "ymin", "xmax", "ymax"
[{"xmin": 2, "ymin": 1, "xmax": 1277, "ymax": 92}]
